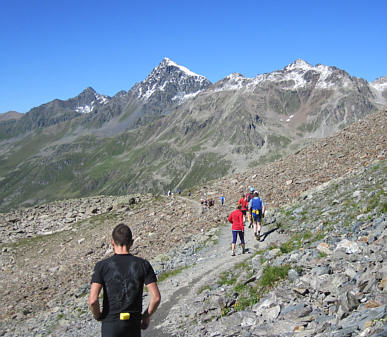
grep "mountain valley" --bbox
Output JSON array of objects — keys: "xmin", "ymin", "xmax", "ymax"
[{"xmin": 1, "ymin": 58, "xmax": 386, "ymax": 211}]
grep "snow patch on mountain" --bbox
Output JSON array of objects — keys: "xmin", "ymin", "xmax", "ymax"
[
  {"xmin": 75, "ymin": 93, "xmax": 110, "ymax": 114},
  {"xmin": 211, "ymin": 73, "xmax": 252, "ymax": 92},
  {"xmin": 172, "ymin": 91, "xmax": 201, "ymax": 103},
  {"xmin": 370, "ymin": 76, "xmax": 387, "ymax": 91},
  {"xmin": 75, "ymin": 105, "xmax": 93, "ymax": 114}
]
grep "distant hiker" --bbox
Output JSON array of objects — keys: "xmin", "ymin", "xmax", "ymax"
[
  {"xmin": 177, "ymin": 188, "xmax": 181, "ymax": 195},
  {"xmin": 246, "ymin": 187, "xmax": 255, "ymax": 228},
  {"xmin": 209, "ymin": 198, "xmax": 215, "ymax": 207},
  {"xmin": 228, "ymin": 203, "xmax": 246, "ymax": 256},
  {"xmin": 220, "ymin": 194, "xmax": 225, "ymax": 206},
  {"xmin": 188, "ymin": 191, "xmax": 191, "ymax": 197},
  {"xmin": 238, "ymin": 193, "xmax": 248, "ymax": 223},
  {"xmin": 89, "ymin": 223, "xmax": 161, "ymax": 337},
  {"xmin": 249, "ymin": 191, "xmax": 266, "ymax": 240},
  {"xmin": 167, "ymin": 190, "xmax": 171, "ymax": 197}
]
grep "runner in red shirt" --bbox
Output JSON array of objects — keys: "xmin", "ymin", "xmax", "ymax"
[
  {"xmin": 238, "ymin": 193, "xmax": 248, "ymax": 223},
  {"xmin": 228, "ymin": 204, "xmax": 246, "ymax": 256}
]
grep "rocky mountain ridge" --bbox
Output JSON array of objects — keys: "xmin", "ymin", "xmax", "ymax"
[
  {"xmin": 2, "ymin": 58, "xmax": 385, "ymax": 137},
  {"xmin": 0, "ymin": 111, "xmax": 23, "ymax": 122},
  {"xmin": 0, "ymin": 59, "xmax": 386, "ymax": 212}
]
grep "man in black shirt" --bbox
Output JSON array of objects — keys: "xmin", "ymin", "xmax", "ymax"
[{"xmin": 89, "ymin": 224, "xmax": 161, "ymax": 337}]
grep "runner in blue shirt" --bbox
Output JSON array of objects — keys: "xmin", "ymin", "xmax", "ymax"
[{"xmin": 248, "ymin": 191, "xmax": 266, "ymax": 240}]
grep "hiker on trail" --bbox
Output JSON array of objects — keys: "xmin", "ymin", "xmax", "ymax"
[
  {"xmin": 188, "ymin": 191, "xmax": 191, "ymax": 197},
  {"xmin": 237, "ymin": 193, "xmax": 248, "ymax": 223},
  {"xmin": 246, "ymin": 187, "xmax": 255, "ymax": 228},
  {"xmin": 220, "ymin": 194, "xmax": 225, "ymax": 206},
  {"xmin": 249, "ymin": 191, "xmax": 266, "ymax": 240},
  {"xmin": 89, "ymin": 223, "xmax": 161, "ymax": 337},
  {"xmin": 228, "ymin": 203, "xmax": 246, "ymax": 256},
  {"xmin": 167, "ymin": 190, "xmax": 171, "ymax": 197},
  {"xmin": 177, "ymin": 188, "xmax": 181, "ymax": 195},
  {"xmin": 209, "ymin": 198, "xmax": 215, "ymax": 207}
]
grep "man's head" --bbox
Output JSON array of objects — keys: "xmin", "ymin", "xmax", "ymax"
[
  {"xmin": 254, "ymin": 191, "xmax": 259, "ymax": 197},
  {"xmin": 236, "ymin": 203, "xmax": 242, "ymax": 210},
  {"xmin": 112, "ymin": 223, "xmax": 133, "ymax": 249}
]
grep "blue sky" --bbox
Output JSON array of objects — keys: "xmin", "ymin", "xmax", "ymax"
[{"xmin": 1, "ymin": 0, "xmax": 386, "ymax": 113}]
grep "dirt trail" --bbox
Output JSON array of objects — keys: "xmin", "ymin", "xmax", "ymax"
[
  {"xmin": 176, "ymin": 195, "xmax": 203, "ymax": 216},
  {"xmin": 143, "ymin": 207, "xmax": 288, "ymax": 336}
]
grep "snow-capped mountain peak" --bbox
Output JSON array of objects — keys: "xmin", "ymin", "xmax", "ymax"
[
  {"xmin": 212, "ymin": 73, "xmax": 249, "ymax": 92},
  {"xmin": 284, "ymin": 58, "xmax": 313, "ymax": 71},
  {"xmin": 162, "ymin": 57, "xmax": 206, "ymax": 79},
  {"xmin": 133, "ymin": 58, "xmax": 211, "ymax": 103},
  {"xmin": 266, "ymin": 59, "xmax": 351, "ymax": 90}
]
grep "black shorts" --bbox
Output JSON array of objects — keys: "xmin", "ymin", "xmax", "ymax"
[
  {"xmin": 242, "ymin": 210, "xmax": 247, "ymax": 216},
  {"xmin": 102, "ymin": 319, "xmax": 141, "ymax": 337}
]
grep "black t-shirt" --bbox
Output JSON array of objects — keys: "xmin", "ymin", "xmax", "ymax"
[{"xmin": 91, "ymin": 254, "xmax": 157, "ymax": 322}]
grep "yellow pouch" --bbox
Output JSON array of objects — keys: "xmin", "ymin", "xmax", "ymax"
[
  {"xmin": 120, "ymin": 313, "xmax": 130, "ymax": 320},
  {"xmin": 253, "ymin": 209, "xmax": 260, "ymax": 215}
]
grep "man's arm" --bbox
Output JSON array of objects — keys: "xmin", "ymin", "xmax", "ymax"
[
  {"xmin": 141, "ymin": 282, "xmax": 161, "ymax": 330},
  {"xmin": 89, "ymin": 282, "xmax": 103, "ymax": 321}
]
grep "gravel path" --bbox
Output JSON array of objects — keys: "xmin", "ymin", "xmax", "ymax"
[{"xmin": 143, "ymin": 205, "xmax": 287, "ymax": 336}]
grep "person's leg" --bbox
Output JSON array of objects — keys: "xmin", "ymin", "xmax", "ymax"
[
  {"xmin": 256, "ymin": 214, "xmax": 262, "ymax": 239},
  {"xmin": 231, "ymin": 231, "xmax": 237, "ymax": 256},
  {"xmin": 253, "ymin": 213, "xmax": 257, "ymax": 235},
  {"xmin": 239, "ymin": 231, "xmax": 246, "ymax": 253}
]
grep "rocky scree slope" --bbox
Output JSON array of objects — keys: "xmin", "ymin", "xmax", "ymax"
[
  {"xmin": 0, "ymin": 110, "xmax": 386, "ymax": 336},
  {"xmin": 155, "ymin": 159, "xmax": 386, "ymax": 337},
  {"xmin": 196, "ymin": 109, "xmax": 386, "ymax": 210}
]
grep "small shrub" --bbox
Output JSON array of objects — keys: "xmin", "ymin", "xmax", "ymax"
[
  {"xmin": 318, "ymin": 251, "xmax": 328, "ymax": 258},
  {"xmin": 259, "ymin": 265, "xmax": 291, "ymax": 289},
  {"xmin": 197, "ymin": 285, "xmax": 211, "ymax": 294},
  {"xmin": 218, "ymin": 271, "xmax": 237, "ymax": 286},
  {"xmin": 280, "ymin": 241, "xmax": 294, "ymax": 254},
  {"xmin": 157, "ymin": 266, "xmax": 188, "ymax": 283}
]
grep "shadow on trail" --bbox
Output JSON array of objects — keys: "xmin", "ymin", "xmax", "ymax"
[
  {"xmin": 259, "ymin": 226, "xmax": 280, "ymax": 242},
  {"xmin": 259, "ymin": 217, "xmax": 279, "ymax": 242}
]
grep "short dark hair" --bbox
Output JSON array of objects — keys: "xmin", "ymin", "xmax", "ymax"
[
  {"xmin": 254, "ymin": 191, "xmax": 259, "ymax": 196},
  {"xmin": 112, "ymin": 223, "xmax": 133, "ymax": 247}
]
